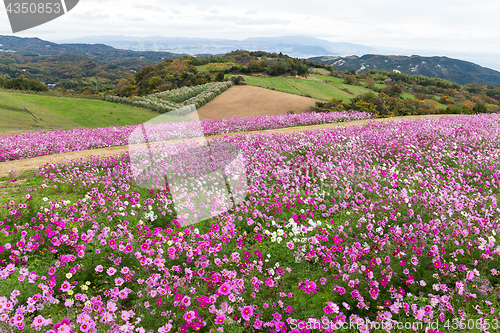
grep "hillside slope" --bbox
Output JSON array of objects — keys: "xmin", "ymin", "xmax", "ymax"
[
  {"xmin": 310, "ymin": 54, "xmax": 500, "ymax": 86},
  {"xmin": 0, "ymin": 90, "xmax": 181, "ymax": 130}
]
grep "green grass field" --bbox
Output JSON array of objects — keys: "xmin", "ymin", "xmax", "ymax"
[
  {"xmin": 311, "ymin": 74, "xmax": 345, "ymax": 84},
  {"xmin": 0, "ymin": 89, "xmax": 182, "ymax": 130},
  {"xmin": 235, "ymin": 76, "xmax": 302, "ymax": 95},
  {"xmin": 311, "ymin": 74, "xmax": 374, "ymax": 96},
  {"xmin": 286, "ymin": 78, "xmax": 354, "ymax": 101},
  {"xmin": 229, "ymin": 75, "xmax": 365, "ymax": 102},
  {"xmin": 401, "ymin": 93, "xmax": 415, "ymax": 99}
]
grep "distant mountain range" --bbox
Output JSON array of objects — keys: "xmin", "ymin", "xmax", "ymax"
[
  {"xmin": 310, "ymin": 55, "xmax": 500, "ymax": 86},
  {"xmin": 57, "ymin": 35, "xmax": 500, "ymax": 74},
  {"xmin": 2, "ymin": 35, "xmax": 500, "ymax": 86},
  {"xmin": 0, "ymin": 35, "xmax": 178, "ymax": 63},
  {"xmin": 59, "ymin": 35, "xmax": 375, "ymax": 58}
]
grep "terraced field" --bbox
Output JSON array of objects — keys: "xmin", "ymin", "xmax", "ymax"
[{"xmin": 232, "ymin": 75, "xmax": 365, "ymax": 102}]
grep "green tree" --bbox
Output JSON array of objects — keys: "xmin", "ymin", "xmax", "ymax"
[
  {"xmin": 365, "ymin": 77, "xmax": 376, "ymax": 89},
  {"xmin": 354, "ymin": 100, "xmax": 377, "ymax": 114},
  {"xmin": 149, "ymin": 76, "xmax": 163, "ymax": 91},
  {"xmin": 344, "ymin": 75, "xmax": 356, "ymax": 85},
  {"xmin": 472, "ymin": 103, "xmax": 488, "ymax": 114}
]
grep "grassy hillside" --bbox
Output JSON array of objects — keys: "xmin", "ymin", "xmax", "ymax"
[
  {"xmin": 0, "ymin": 90, "xmax": 182, "ymax": 130},
  {"xmin": 228, "ymin": 74, "xmax": 373, "ymax": 102}
]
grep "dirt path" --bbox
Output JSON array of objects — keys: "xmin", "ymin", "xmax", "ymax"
[{"xmin": 0, "ymin": 114, "xmax": 460, "ymax": 177}]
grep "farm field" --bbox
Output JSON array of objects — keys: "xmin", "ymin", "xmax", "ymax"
[
  {"xmin": 0, "ymin": 114, "xmax": 499, "ymax": 332},
  {"xmin": 0, "ymin": 90, "xmax": 169, "ymax": 130},
  {"xmin": 106, "ymin": 81, "xmax": 232, "ymax": 114},
  {"xmin": 196, "ymin": 85, "xmax": 321, "ymax": 120},
  {"xmin": 234, "ymin": 74, "xmax": 375, "ymax": 102},
  {"xmin": 229, "ymin": 75, "xmax": 302, "ymax": 95},
  {"xmin": 311, "ymin": 75, "xmax": 373, "ymax": 96}
]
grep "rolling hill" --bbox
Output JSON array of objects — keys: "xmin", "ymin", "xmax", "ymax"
[
  {"xmin": 310, "ymin": 54, "xmax": 500, "ymax": 86},
  {"xmin": 0, "ymin": 35, "xmax": 179, "ymax": 64},
  {"xmin": 0, "ymin": 89, "xmax": 181, "ymax": 131}
]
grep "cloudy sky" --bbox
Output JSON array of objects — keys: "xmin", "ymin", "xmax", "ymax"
[{"xmin": 1, "ymin": 0, "xmax": 500, "ymax": 69}]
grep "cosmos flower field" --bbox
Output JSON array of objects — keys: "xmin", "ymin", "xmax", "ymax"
[
  {"xmin": 0, "ymin": 111, "xmax": 374, "ymax": 162},
  {"xmin": 1, "ymin": 114, "xmax": 500, "ymax": 333}
]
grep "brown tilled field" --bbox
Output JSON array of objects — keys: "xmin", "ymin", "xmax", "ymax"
[{"xmin": 195, "ymin": 85, "xmax": 320, "ymax": 120}]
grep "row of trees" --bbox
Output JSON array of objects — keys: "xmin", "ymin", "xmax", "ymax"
[
  {"xmin": 312, "ymin": 92, "xmax": 443, "ymax": 117},
  {"xmin": 113, "ymin": 58, "xmax": 223, "ymax": 97},
  {"xmin": 197, "ymin": 50, "xmax": 325, "ymax": 76},
  {"xmin": 312, "ymin": 91, "xmax": 494, "ymax": 117},
  {"xmin": 0, "ymin": 77, "xmax": 48, "ymax": 92}
]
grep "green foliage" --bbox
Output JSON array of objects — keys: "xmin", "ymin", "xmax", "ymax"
[
  {"xmin": 0, "ymin": 54, "xmax": 134, "ymax": 92},
  {"xmin": 1, "ymin": 77, "xmax": 48, "ymax": 92},
  {"xmin": 210, "ymin": 50, "xmax": 311, "ymax": 76},
  {"xmin": 444, "ymin": 105, "xmax": 465, "ymax": 114},
  {"xmin": 120, "ymin": 59, "xmax": 217, "ymax": 96},
  {"xmin": 231, "ymin": 76, "xmax": 241, "ymax": 85},
  {"xmin": 380, "ymin": 84, "xmax": 403, "ymax": 97},
  {"xmin": 310, "ymin": 98, "xmax": 347, "ymax": 113},
  {"xmin": 472, "ymin": 103, "xmax": 488, "ymax": 114},
  {"xmin": 348, "ymin": 92, "xmax": 442, "ymax": 117},
  {"xmin": 343, "ymin": 75, "xmax": 356, "ymax": 85}
]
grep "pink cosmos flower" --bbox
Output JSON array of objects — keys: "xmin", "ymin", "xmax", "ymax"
[
  {"xmin": 218, "ymin": 283, "xmax": 232, "ymax": 295},
  {"xmin": 107, "ymin": 301, "xmax": 117, "ymax": 313},
  {"xmin": 183, "ymin": 310, "xmax": 196, "ymax": 322},
  {"xmin": 241, "ymin": 306, "xmax": 253, "ymax": 320},
  {"xmin": 106, "ymin": 267, "xmax": 117, "ymax": 276},
  {"xmin": 124, "ymin": 244, "xmax": 133, "ymax": 253},
  {"xmin": 182, "ymin": 296, "xmax": 191, "ymax": 307},
  {"xmin": 53, "ymin": 318, "xmax": 71, "ymax": 332},
  {"xmin": 114, "ymin": 277, "xmax": 124, "ymax": 286},
  {"xmin": 60, "ymin": 281, "xmax": 71, "ymax": 292}
]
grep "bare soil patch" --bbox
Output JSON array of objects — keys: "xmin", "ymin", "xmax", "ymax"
[{"xmin": 195, "ymin": 85, "xmax": 321, "ymax": 120}]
